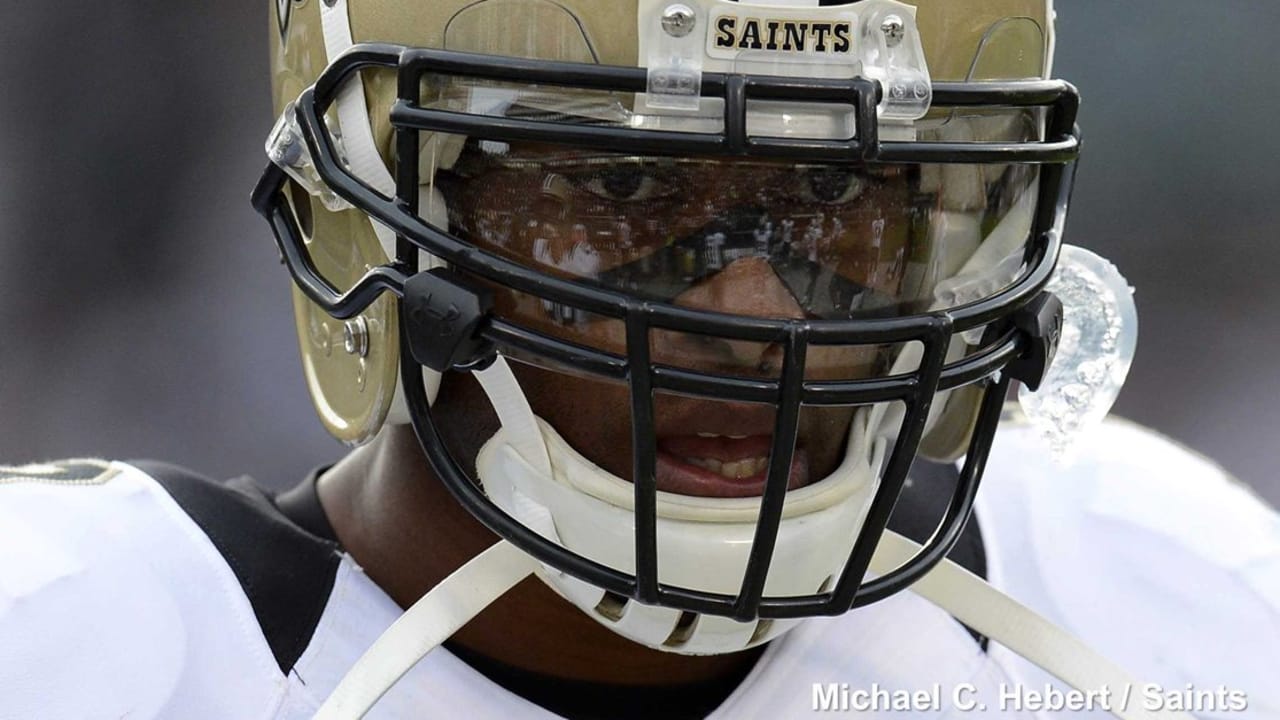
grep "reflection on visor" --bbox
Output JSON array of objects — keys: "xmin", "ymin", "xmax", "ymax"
[
  {"xmin": 438, "ymin": 139, "xmax": 924, "ymax": 320},
  {"xmin": 595, "ymin": 209, "xmax": 900, "ymax": 318}
]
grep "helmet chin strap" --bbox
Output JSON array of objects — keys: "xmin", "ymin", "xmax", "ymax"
[
  {"xmin": 315, "ymin": 533, "xmax": 1194, "ymax": 720},
  {"xmin": 471, "ymin": 357, "xmax": 553, "ymax": 478},
  {"xmin": 313, "ymin": 541, "xmax": 538, "ymax": 720}
]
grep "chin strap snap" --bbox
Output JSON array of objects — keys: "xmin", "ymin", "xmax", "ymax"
[
  {"xmin": 1006, "ymin": 291, "xmax": 1064, "ymax": 392},
  {"xmin": 402, "ymin": 268, "xmax": 496, "ymax": 373},
  {"xmin": 316, "ymin": 534, "xmax": 1194, "ymax": 720}
]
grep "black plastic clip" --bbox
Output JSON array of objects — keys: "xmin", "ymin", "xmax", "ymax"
[
  {"xmin": 402, "ymin": 268, "xmax": 495, "ymax": 372},
  {"xmin": 1006, "ymin": 291, "xmax": 1063, "ymax": 392}
]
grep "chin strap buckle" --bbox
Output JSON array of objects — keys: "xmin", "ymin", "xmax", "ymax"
[
  {"xmin": 1006, "ymin": 291, "xmax": 1063, "ymax": 392},
  {"xmin": 403, "ymin": 268, "xmax": 495, "ymax": 372}
]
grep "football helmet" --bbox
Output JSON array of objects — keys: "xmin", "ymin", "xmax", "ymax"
[{"xmin": 255, "ymin": 0, "xmax": 1078, "ymax": 655}]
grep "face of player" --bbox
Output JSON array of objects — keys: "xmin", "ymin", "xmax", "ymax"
[{"xmin": 437, "ymin": 139, "xmax": 923, "ymax": 497}]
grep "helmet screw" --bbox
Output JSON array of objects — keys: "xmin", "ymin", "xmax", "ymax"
[
  {"xmin": 881, "ymin": 15, "xmax": 905, "ymax": 47},
  {"xmin": 322, "ymin": 0, "xmax": 337, "ymax": 7},
  {"xmin": 661, "ymin": 4, "xmax": 697, "ymax": 38},
  {"xmin": 343, "ymin": 317, "xmax": 370, "ymax": 358}
]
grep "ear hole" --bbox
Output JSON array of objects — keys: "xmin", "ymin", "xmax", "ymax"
[
  {"xmin": 662, "ymin": 611, "xmax": 700, "ymax": 648},
  {"xmin": 288, "ymin": 180, "xmax": 315, "ymax": 239},
  {"xmin": 593, "ymin": 591, "xmax": 629, "ymax": 622}
]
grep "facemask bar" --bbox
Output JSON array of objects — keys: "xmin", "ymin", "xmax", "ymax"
[{"xmin": 253, "ymin": 43, "xmax": 1079, "ymax": 620}]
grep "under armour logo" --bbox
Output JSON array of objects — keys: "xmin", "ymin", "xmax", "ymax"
[{"xmin": 410, "ymin": 292, "xmax": 462, "ymax": 338}]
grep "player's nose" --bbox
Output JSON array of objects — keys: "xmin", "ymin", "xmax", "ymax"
[
  {"xmin": 660, "ymin": 256, "xmax": 804, "ymax": 376},
  {"xmin": 673, "ymin": 255, "xmax": 805, "ymax": 321}
]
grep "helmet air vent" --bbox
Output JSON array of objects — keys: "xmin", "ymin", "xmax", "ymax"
[
  {"xmin": 662, "ymin": 611, "xmax": 701, "ymax": 648},
  {"xmin": 593, "ymin": 590, "xmax": 630, "ymax": 622}
]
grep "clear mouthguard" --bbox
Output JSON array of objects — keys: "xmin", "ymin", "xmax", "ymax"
[
  {"xmin": 267, "ymin": 102, "xmax": 353, "ymax": 213},
  {"xmin": 1018, "ymin": 245, "xmax": 1139, "ymax": 462}
]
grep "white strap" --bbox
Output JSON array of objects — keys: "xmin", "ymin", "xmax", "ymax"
[
  {"xmin": 313, "ymin": 541, "xmax": 538, "ymax": 719},
  {"xmin": 315, "ymin": 528, "xmax": 1192, "ymax": 720},
  {"xmin": 318, "ymin": 0, "xmax": 450, "ymax": 422},
  {"xmin": 319, "ymin": 0, "xmax": 399, "ymax": 259},
  {"xmin": 874, "ymin": 531, "xmax": 1195, "ymax": 720},
  {"xmin": 473, "ymin": 357, "xmax": 554, "ymax": 479}
]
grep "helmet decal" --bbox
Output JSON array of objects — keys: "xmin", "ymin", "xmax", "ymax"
[
  {"xmin": 276, "ymin": 0, "xmax": 293, "ymax": 44},
  {"xmin": 711, "ymin": 17, "xmax": 855, "ymax": 55}
]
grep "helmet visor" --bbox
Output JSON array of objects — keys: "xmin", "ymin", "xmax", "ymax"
[
  {"xmin": 425, "ymin": 108, "xmax": 1042, "ymax": 378},
  {"xmin": 440, "ymin": 143, "xmax": 926, "ymax": 320}
]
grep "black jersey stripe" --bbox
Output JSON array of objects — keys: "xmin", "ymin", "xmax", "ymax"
[{"xmin": 133, "ymin": 461, "xmax": 342, "ymax": 674}]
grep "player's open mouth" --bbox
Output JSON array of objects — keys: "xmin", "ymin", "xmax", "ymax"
[{"xmin": 654, "ymin": 434, "xmax": 811, "ymax": 498}]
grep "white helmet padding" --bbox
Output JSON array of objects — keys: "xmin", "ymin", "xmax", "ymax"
[{"xmin": 473, "ymin": 353, "xmax": 884, "ymax": 652}]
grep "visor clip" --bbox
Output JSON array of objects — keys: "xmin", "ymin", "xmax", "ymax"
[
  {"xmin": 1005, "ymin": 291, "xmax": 1064, "ymax": 392},
  {"xmin": 403, "ymin": 268, "xmax": 495, "ymax": 373}
]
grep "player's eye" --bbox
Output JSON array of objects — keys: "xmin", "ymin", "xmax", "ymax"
[{"xmin": 578, "ymin": 165, "xmax": 675, "ymax": 203}]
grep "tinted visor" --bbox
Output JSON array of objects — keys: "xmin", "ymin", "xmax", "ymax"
[{"xmin": 440, "ymin": 142, "xmax": 928, "ymax": 320}]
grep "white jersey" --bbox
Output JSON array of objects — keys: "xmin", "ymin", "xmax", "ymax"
[{"xmin": 1, "ymin": 413, "xmax": 1276, "ymax": 719}]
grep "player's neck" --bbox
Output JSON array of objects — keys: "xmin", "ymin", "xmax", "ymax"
[{"xmin": 316, "ymin": 420, "xmax": 765, "ymax": 700}]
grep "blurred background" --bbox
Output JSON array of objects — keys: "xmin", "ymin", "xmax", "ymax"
[{"xmin": 0, "ymin": 2, "xmax": 1276, "ymax": 502}]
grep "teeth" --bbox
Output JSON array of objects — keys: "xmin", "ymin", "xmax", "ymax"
[
  {"xmin": 725, "ymin": 457, "xmax": 770, "ymax": 478},
  {"xmin": 687, "ymin": 457, "xmax": 722, "ymax": 472},
  {"xmin": 694, "ymin": 432, "xmax": 753, "ymax": 440},
  {"xmin": 684, "ymin": 456, "xmax": 769, "ymax": 479}
]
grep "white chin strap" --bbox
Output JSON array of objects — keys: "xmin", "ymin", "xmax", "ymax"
[
  {"xmin": 315, "ymin": 361, "xmax": 1191, "ymax": 720},
  {"xmin": 315, "ymin": 535, "xmax": 1192, "ymax": 720}
]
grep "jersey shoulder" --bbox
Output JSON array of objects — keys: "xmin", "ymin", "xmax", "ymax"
[
  {"xmin": 0, "ymin": 459, "xmax": 339, "ymax": 719},
  {"xmin": 978, "ymin": 411, "xmax": 1280, "ymax": 706}
]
